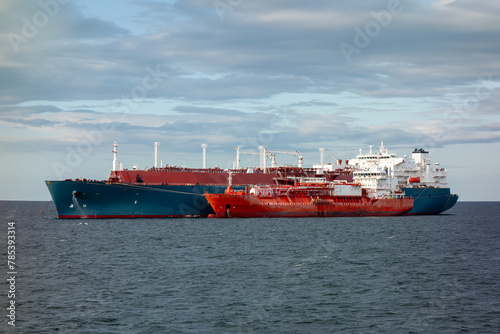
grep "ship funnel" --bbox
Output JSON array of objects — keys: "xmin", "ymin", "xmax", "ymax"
[
  {"xmin": 154, "ymin": 142, "xmax": 161, "ymax": 168},
  {"xmin": 201, "ymin": 144, "xmax": 208, "ymax": 168}
]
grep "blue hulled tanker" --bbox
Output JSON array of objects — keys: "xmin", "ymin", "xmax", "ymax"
[{"xmin": 45, "ymin": 142, "xmax": 458, "ymax": 218}]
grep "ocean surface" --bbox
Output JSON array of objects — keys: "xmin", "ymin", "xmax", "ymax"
[{"xmin": 1, "ymin": 201, "xmax": 499, "ymax": 333}]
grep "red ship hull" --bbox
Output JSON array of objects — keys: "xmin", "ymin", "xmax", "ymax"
[{"xmin": 205, "ymin": 186, "xmax": 413, "ymax": 218}]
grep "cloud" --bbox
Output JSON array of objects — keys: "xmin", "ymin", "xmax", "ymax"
[
  {"xmin": 1, "ymin": 117, "xmax": 60, "ymax": 128},
  {"xmin": 1, "ymin": 0, "xmax": 498, "ymax": 107},
  {"xmin": 287, "ymin": 100, "xmax": 339, "ymax": 107},
  {"xmin": 173, "ymin": 106, "xmax": 245, "ymax": 116},
  {"xmin": 0, "ymin": 0, "xmax": 499, "ymax": 156}
]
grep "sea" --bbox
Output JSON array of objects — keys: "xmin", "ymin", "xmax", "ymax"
[{"xmin": 1, "ymin": 201, "xmax": 499, "ymax": 334}]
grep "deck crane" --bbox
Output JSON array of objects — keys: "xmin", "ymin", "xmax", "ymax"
[
  {"xmin": 235, "ymin": 147, "xmax": 303, "ymax": 170},
  {"xmin": 328, "ymin": 154, "xmax": 342, "ymax": 165},
  {"xmin": 235, "ymin": 146, "xmax": 267, "ymax": 170},
  {"xmin": 267, "ymin": 150, "xmax": 303, "ymax": 168}
]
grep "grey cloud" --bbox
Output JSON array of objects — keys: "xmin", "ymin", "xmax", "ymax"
[
  {"xmin": 288, "ymin": 100, "xmax": 339, "ymax": 107},
  {"xmin": 2, "ymin": 0, "xmax": 498, "ymax": 104},
  {"xmin": 0, "ymin": 0, "xmax": 498, "ymax": 150},
  {"xmin": 173, "ymin": 106, "xmax": 245, "ymax": 116},
  {"xmin": 1, "ymin": 117, "xmax": 61, "ymax": 128}
]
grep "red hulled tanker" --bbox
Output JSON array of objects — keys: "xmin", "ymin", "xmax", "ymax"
[{"xmin": 204, "ymin": 180, "xmax": 413, "ymax": 218}]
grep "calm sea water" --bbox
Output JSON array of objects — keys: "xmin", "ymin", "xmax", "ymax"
[{"xmin": 1, "ymin": 201, "xmax": 499, "ymax": 333}]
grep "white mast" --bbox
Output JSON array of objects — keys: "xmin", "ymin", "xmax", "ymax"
[
  {"xmin": 319, "ymin": 148, "xmax": 325, "ymax": 168},
  {"xmin": 269, "ymin": 153, "xmax": 277, "ymax": 167},
  {"xmin": 154, "ymin": 142, "xmax": 161, "ymax": 168},
  {"xmin": 259, "ymin": 145, "xmax": 267, "ymax": 172},
  {"xmin": 201, "ymin": 144, "xmax": 208, "ymax": 168},
  {"xmin": 112, "ymin": 141, "xmax": 120, "ymax": 171},
  {"xmin": 235, "ymin": 146, "xmax": 241, "ymax": 169}
]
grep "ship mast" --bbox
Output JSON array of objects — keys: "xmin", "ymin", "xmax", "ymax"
[
  {"xmin": 235, "ymin": 146, "xmax": 241, "ymax": 169},
  {"xmin": 319, "ymin": 148, "xmax": 325, "ymax": 169},
  {"xmin": 201, "ymin": 144, "xmax": 208, "ymax": 168},
  {"xmin": 154, "ymin": 142, "xmax": 161, "ymax": 168},
  {"xmin": 259, "ymin": 145, "xmax": 267, "ymax": 172},
  {"xmin": 112, "ymin": 141, "xmax": 120, "ymax": 171}
]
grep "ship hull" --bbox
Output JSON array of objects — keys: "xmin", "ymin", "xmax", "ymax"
[
  {"xmin": 403, "ymin": 187, "xmax": 458, "ymax": 215},
  {"xmin": 45, "ymin": 180, "xmax": 231, "ymax": 218},
  {"xmin": 45, "ymin": 181, "xmax": 456, "ymax": 218},
  {"xmin": 205, "ymin": 193, "xmax": 413, "ymax": 218}
]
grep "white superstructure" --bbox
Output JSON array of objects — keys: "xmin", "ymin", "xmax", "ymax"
[{"xmin": 348, "ymin": 142, "xmax": 449, "ymax": 196}]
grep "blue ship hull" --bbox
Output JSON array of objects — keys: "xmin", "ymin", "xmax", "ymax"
[
  {"xmin": 402, "ymin": 187, "xmax": 458, "ymax": 215},
  {"xmin": 45, "ymin": 181, "xmax": 458, "ymax": 218},
  {"xmin": 45, "ymin": 180, "xmax": 230, "ymax": 218}
]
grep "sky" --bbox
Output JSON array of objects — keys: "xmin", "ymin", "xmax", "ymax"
[{"xmin": 0, "ymin": 0, "xmax": 499, "ymax": 201}]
